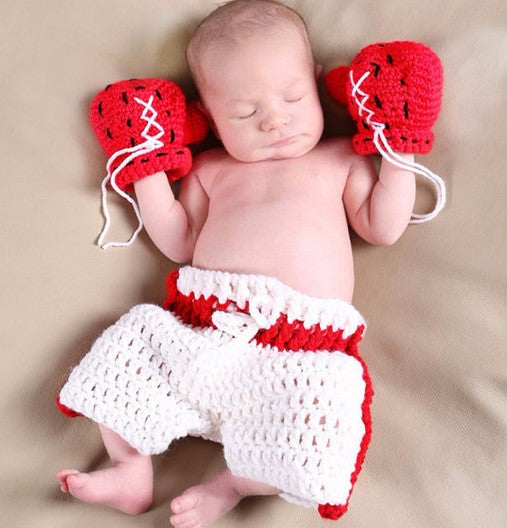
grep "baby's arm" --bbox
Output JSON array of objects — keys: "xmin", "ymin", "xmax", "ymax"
[
  {"xmin": 343, "ymin": 150, "xmax": 416, "ymax": 246},
  {"xmin": 134, "ymin": 157, "xmax": 210, "ymax": 263}
]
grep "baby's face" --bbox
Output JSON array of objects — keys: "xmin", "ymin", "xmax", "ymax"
[{"xmin": 198, "ymin": 27, "xmax": 324, "ymax": 162}]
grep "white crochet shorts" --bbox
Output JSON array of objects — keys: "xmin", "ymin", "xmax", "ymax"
[{"xmin": 58, "ymin": 266, "xmax": 372, "ymax": 519}]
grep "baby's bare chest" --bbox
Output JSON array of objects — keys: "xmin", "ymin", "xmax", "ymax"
[{"xmin": 208, "ymin": 156, "xmax": 346, "ymax": 218}]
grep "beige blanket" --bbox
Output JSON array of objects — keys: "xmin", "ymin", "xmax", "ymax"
[{"xmin": 2, "ymin": 1, "xmax": 505, "ymax": 526}]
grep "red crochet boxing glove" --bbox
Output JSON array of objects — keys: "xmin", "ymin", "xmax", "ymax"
[
  {"xmin": 325, "ymin": 41, "xmax": 443, "ymax": 155},
  {"xmin": 89, "ymin": 78, "xmax": 208, "ymax": 190},
  {"xmin": 325, "ymin": 41, "xmax": 446, "ymax": 223},
  {"xmin": 89, "ymin": 78, "xmax": 208, "ymax": 248}
]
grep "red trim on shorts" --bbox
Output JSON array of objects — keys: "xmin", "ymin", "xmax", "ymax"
[
  {"xmin": 319, "ymin": 354, "xmax": 373, "ymax": 519},
  {"xmin": 55, "ymin": 396, "xmax": 82, "ymax": 418}
]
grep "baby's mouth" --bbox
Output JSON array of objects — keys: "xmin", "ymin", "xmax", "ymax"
[{"xmin": 270, "ymin": 135, "xmax": 298, "ymax": 147}]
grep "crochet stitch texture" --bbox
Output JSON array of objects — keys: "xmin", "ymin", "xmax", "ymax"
[
  {"xmin": 325, "ymin": 41, "xmax": 443, "ymax": 155},
  {"xmin": 89, "ymin": 78, "xmax": 208, "ymax": 191},
  {"xmin": 58, "ymin": 267, "xmax": 373, "ymax": 519}
]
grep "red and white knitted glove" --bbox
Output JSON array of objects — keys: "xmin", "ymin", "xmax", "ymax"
[
  {"xmin": 89, "ymin": 78, "xmax": 208, "ymax": 248},
  {"xmin": 325, "ymin": 41, "xmax": 443, "ymax": 155},
  {"xmin": 325, "ymin": 41, "xmax": 446, "ymax": 223},
  {"xmin": 90, "ymin": 78, "xmax": 208, "ymax": 188}
]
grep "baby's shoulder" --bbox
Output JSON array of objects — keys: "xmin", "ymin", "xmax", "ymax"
[
  {"xmin": 192, "ymin": 147, "xmax": 232, "ymax": 175},
  {"xmin": 193, "ymin": 147, "xmax": 230, "ymax": 168},
  {"xmin": 314, "ymin": 136, "xmax": 360, "ymax": 169},
  {"xmin": 191, "ymin": 147, "xmax": 230, "ymax": 193},
  {"xmin": 317, "ymin": 136, "xmax": 356, "ymax": 157}
]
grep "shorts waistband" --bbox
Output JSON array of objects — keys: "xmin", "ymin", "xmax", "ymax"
[{"xmin": 163, "ymin": 266, "xmax": 366, "ymax": 354}]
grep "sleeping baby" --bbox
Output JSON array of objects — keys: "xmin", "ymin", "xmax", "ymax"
[{"xmin": 56, "ymin": 1, "xmax": 444, "ymax": 526}]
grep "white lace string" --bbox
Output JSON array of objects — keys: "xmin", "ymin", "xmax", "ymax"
[
  {"xmin": 211, "ymin": 294, "xmax": 276, "ymax": 352},
  {"xmin": 349, "ymin": 69, "xmax": 446, "ymax": 223},
  {"xmin": 98, "ymin": 95, "xmax": 165, "ymax": 249}
]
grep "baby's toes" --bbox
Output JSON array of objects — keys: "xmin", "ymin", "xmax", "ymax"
[
  {"xmin": 176, "ymin": 521, "xmax": 201, "ymax": 528},
  {"xmin": 170, "ymin": 507, "xmax": 199, "ymax": 527},
  {"xmin": 170, "ymin": 491, "xmax": 200, "ymax": 515},
  {"xmin": 66, "ymin": 472, "xmax": 92, "ymax": 495},
  {"xmin": 56, "ymin": 469, "xmax": 80, "ymax": 492}
]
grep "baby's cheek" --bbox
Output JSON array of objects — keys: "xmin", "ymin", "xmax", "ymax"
[
  {"xmin": 221, "ymin": 131, "xmax": 259, "ymax": 162},
  {"xmin": 308, "ymin": 115, "xmax": 325, "ymax": 145}
]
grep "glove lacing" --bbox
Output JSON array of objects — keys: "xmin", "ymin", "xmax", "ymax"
[
  {"xmin": 349, "ymin": 69, "xmax": 446, "ymax": 223},
  {"xmin": 98, "ymin": 95, "xmax": 164, "ymax": 249}
]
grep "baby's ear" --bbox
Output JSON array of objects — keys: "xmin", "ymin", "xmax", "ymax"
[
  {"xmin": 315, "ymin": 64, "xmax": 323, "ymax": 79},
  {"xmin": 194, "ymin": 101, "xmax": 221, "ymax": 140}
]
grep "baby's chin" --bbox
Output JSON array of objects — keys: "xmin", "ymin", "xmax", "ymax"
[
  {"xmin": 231, "ymin": 137, "xmax": 318, "ymax": 162},
  {"xmin": 266, "ymin": 138, "xmax": 319, "ymax": 161}
]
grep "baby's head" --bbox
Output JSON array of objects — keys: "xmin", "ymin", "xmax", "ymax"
[{"xmin": 186, "ymin": 0, "xmax": 324, "ymax": 162}]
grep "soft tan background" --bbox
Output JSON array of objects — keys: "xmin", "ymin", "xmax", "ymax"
[{"xmin": 1, "ymin": 1, "xmax": 506, "ymax": 527}]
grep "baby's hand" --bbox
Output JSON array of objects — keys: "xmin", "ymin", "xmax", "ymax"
[
  {"xmin": 89, "ymin": 78, "xmax": 209, "ymax": 249},
  {"xmin": 326, "ymin": 41, "xmax": 446, "ymax": 223}
]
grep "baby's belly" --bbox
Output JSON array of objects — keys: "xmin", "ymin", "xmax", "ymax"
[{"xmin": 192, "ymin": 207, "xmax": 355, "ymax": 302}]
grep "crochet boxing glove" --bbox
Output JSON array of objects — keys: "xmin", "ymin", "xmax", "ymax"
[
  {"xmin": 90, "ymin": 78, "xmax": 208, "ymax": 188},
  {"xmin": 325, "ymin": 41, "xmax": 443, "ymax": 155},
  {"xmin": 89, "ymin": 78, "xmax": 208, "ymax": 248},
  {"xmin": 325, "ymin": 41, "xmax": 446, "ymax": 223}
]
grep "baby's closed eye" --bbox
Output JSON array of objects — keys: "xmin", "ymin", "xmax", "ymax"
[{"xmin": 236, "ymin": 109, "xmax": 257, "ymax": 120}]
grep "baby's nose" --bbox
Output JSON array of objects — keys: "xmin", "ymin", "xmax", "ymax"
[{"xmin": 260, "ymin": 108, "xmax": 290, "ymax": 132}]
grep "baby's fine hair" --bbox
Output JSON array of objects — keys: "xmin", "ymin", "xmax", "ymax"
[{"xmin": 186, "ymin": 0, "xmax": 314, "ymax": 91}]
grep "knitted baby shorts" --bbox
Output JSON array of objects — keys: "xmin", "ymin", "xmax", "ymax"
[{"xmin": 58, "ymin": 266, "xmax": 373, "ymax": 518}]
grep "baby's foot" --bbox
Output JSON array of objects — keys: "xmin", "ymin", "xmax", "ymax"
[
  {"xmin": 169, "ymin": 469, "xmax": 242, "ymax": 528},
  {"xmin": 57, "ymin": 459, "xmax": 153, "ymax": 515}
]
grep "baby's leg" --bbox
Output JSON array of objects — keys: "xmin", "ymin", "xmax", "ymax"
[
  {"xmin": 57, "ymin": 423, "xmax": 153, "ymax": 515},
  {"xmin": 169, "ymin": 468, "xmax": 280, "ymax": 528}
]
